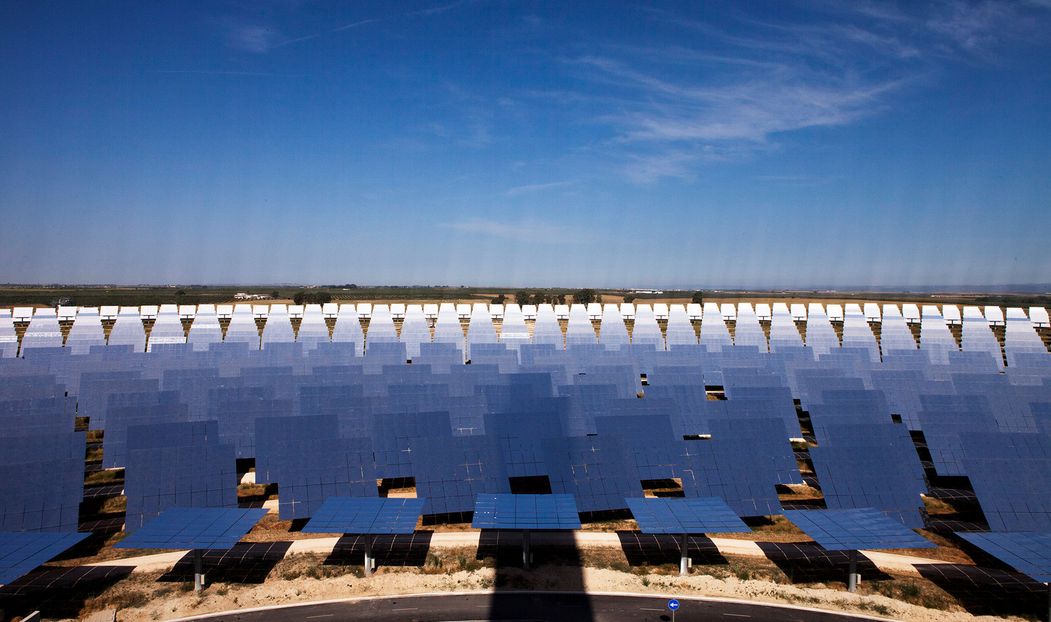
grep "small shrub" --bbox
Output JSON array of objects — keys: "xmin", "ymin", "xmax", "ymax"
[{"xmin": 901, "ymin": 582, "xmax": 922, "ymax": 600}]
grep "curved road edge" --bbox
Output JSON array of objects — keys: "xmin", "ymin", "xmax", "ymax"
[{"xmin": 166, "ymin": 590, "xmax": 900, "ymax": 622}]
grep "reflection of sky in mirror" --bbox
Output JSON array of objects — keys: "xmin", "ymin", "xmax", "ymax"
[{"xmin": 1, "ymin": 1, "xmax": 1049, "ymax": 288}]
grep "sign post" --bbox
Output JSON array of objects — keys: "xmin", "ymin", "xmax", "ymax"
[{"xmin": 668, "ymin": 598, "xmax": 679, "ymax": 622}]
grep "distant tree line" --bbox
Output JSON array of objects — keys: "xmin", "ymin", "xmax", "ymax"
[
  {"xmin": 515, "ymin": 291, "xmax": 566, "ymax": 306},
  {"xmin": 292, "ymin": 291, "xmax": 334, "ymax": 305},
  {"xmin": 511, "ymin": 289, "xmax": 599, "ymax": 306}
]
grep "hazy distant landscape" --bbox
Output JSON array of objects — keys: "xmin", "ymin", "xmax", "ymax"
[{"xmin": 1, "ymin": 284, "xmax": 1049, "ymax": 310}]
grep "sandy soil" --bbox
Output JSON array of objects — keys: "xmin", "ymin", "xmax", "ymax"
[{"xmin": 88, "ymin": 556, "xmax": 1022, "ymax": 622}]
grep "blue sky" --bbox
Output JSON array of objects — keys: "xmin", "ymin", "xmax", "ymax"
[{"xmin": 1, "ymin": 1, "xmax": 1049, "ymax": 288}]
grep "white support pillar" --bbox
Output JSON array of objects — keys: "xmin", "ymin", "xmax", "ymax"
[
  {"xmin": 193, "ymin": 549, "xmax": 206, "ymax": 592},
  {"xmin": 522, "ymin": 529, "xmax": 531, "ymax": 570},
  {"xmin": 364, "ymin": 534, "xmax": 374, "ymax": 576},
  {"xmin": 848, "ymin": 549, "xmax": 859, "ymax": 592},
  {"xmin": 680, "ymin": 533, "xmax": 689, "ymax": 575}
]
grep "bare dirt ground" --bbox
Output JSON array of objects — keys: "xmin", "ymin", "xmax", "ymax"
[{"xmin": 75, "ymin": 544, "xmax": 1026, "ymax": 622}]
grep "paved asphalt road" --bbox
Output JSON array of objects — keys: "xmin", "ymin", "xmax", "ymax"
[{"xmin": 188, "ymin": 592, "xmax": 882, "ymax": 622}]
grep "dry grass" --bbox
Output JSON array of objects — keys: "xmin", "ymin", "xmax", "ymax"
[
  {"xmin": 415, "ymin": 513, "xmax": 481, "ymax": 532},
  {"xmin": 100, "ymin": 496, "xmax": 126, "ymax": 514},
  {"xmin": 580, "ymin": 518, "xmax": 638, "ymax": 532},
  {"xmin": 236, "ymin": 482, "xmax": 277, "ymax": 500},
  {"xmin": 880, "ymin": 530, "xmax": 976, "ymax": 565},
  {"xmin": 82, "ymin": 572, "xmax": 171, "ymax": 615},
  {"xmin": 240, "ymin": 514, "xmax": 334, "ymax": 542},
  {"xmin": 731, "ymin": 516, "xmax": 811, "ymax": 542},
  {"xmin": 64, "ymin": 534, "xmax": 999, "ymax": 622},
  {"xmin": 922, "ymin": 496, "xmax": 955, "ymax": 515},
  {"xmin": 383, "ymin": 486, "xmax": 416, "ymax": 498},
  {"xmin": 274, "ymin": 552, "xmax": 365, "ymax": 581},
  {"xmin": 420, "ymin": 547, "xmax": 494, "ymax": 575},
  {"xmin": 692, "ymin": 556, "xmax": 793, "ymax": 585},
  {"xmin": 778, "ymin": 484, "xmax": 822, "ymax": 501},
  {"xmin": 85, "ymin": 469, "xmax": 123, "ymax": 486},
  {"xmin": 49, "ymin": 531, "xmax": 169, "ymax": 566},
  {"xmin": 863, "ymin": 577, "xmax": 957, "ymax": 612}
]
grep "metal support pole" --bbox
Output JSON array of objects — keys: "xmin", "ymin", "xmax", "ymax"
[
  {"xmin": 364, "ymin": 534, "xmax": 374, "ymax": 576},
  {"xmin": 1046, "ymin": 583, "xmax": 1050, "ymax": 622},
  {"xmin": 680, "ymin": 533, "xmax": 689, "ymax": 575},
  {"xmin": 193, "ymin": 549, "xmax": 205, "ymax": 592},
  {"xmin": 522, "ymin": 529, "xmax": 531, "ymax": 570},
  {"xmin": 848, "ymin": 549, "xmax": 858, "ymax": 593}
]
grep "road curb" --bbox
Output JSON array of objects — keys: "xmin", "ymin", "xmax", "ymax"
[{"xmin": 166, "ymin": 589, "xmax": 901, "ymax": 622}]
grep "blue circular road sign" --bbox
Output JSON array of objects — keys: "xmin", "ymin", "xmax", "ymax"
[{"xmin": 668, "ymin": 599, "xmax": 680, "ymax": 610}]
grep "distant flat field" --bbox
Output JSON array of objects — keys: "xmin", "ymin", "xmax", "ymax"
[{"xmin": 0, "ymin": 285, "xmax": 1048, "ymax": 309}]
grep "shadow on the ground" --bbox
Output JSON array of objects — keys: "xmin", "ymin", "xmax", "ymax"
[
  {"xmin": 916, "ymin": 563, "xmax": 1046, "ymax": 618},
  {"xmin": 480, "ymin": 530, "xmax": 595, "ymax": 620},
  {"xmin": 159, "ymin": 541, "xmax": 292, "ymax": 584},
  {"xmin": 617, "ymin": 531, "xmax": 728, "ymax": 568},
  {"xmin": 0, "ymin": 565, "xmax": 134, "ymax": 620},
  {"xmin": 325, "ymin": 532, "xmax": 433, "ymax": 568},
  {"xmin": 757, "ymin": 542, "xmax": 891, "ymax": 585}
]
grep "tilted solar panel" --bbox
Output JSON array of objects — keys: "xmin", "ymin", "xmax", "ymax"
[
  {"xmin": 674, "ymin": 438, "xmax": 784, "ymax": 517},
  {"xmin": 0, "ymin": 531, "xmax": 90, "ymax": 585},
  {"xmin": 115, "ymin": 507, "xmax": 268, "ymax": 550},
  {"xmin": 410, "ymin": 435, "xmax": 509, "ymax": 515},
  {"xmin": 808, "ymin": 425, "xmax": 928, "ymax": 529},
  {"xmin": 261, "ymin": 304, "xmax": 295, "ymax": 346},
  {"xmin": 958, "ymin": 531, "xmax": 1051, "ymax": 584},
  {"xmin": 19, "ymin": 310, "xmax": 63, "ymax": 353},
  {"xmin": 302, "ymin": 497, "xmax": 425, "ymax": 534},
  {"xmin": 626, "ymin": 497, "xmax": 751, "ymax": 534},
  {"xmin": 104, "ymin": 399, "xmax": 192, "ymax": 468},
  {"xmin": 124, "ymin": 421, "xmax": 238, "ymax": 532},
  {"xmin": 472, "ymin": 494, "xmax": 581, "ymax": 530},
  {"xmin": 543, "ymin": 434, "xmax": 643, "ymax": 513},
  {"xmin": 255, "ymin": 415, "xmax": 378, "ymax": 519},
  {"xmin": 783, "ymin": 508, "xmax": 935, "ymax": 551},
  {"xmin": 961, "ymin": 431, "xmax": 1051, "ymax": 532},
  {"xmin": 372, "ymin": 410, "xmax": 453, "ymax": 479},
  {"xmin": 365, "ymin": 305, "xmax": 399, "ymax": 352},
  {"xmin": 0, "ymin": 432, "xmax": 85, "ymax": 532},
  {"xmin": 187, "ymin": 305, "xmax": 224, "ymax": 351},
  {"xmin": 399, "ymin": 305, "xmax": 431, "ymax": 360},
  {"xmin": 466, "ymin": 303, "xmax": 499, "ymax": 358},
  {"xmin": 66, "ymin": 308, "xmax": 107, "ymax": 354},
  {"xmin": 331, "ymin": 305, "xmax": 364, "ymax": 355}
]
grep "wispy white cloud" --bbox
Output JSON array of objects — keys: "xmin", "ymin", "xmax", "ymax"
[
  {"xmin": 505, "ymin": 181, "xmax": 575, "ymax": 196},
  {"xmin": 554, "ymin": 0, "xmax": 1051, "ymax": 183},
  {"xmin": 926, "ymin": 0, "xmax": 1050, "ymax": 53},
  {"xmin": 226, "ymin": 24, "xmax": 283, "ymax": 54},
  {"xmin": 154, "ymin": 70, "xmax": 306, "ymax": 77},
  {"xmin": 223, "ymin": 0, "xmax": 482, "ymax": 53},
  {"xmin": 440, "ymin": 218, "xmax": 580, "ymax": 243},
  {"xmin": 622, "ymin": 151, "xmax": 697, "ymax": 184},
  {"xmin": 581, "ymin": 55, "xmax": 901, "ymax": 144},
  {"xmin": 276, "ymin": 0, "xmax": 481, "ymax": 49},
  {"xmin": 816, "ymin": 0, "xmax": 1051, "ymax": 57}
]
